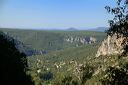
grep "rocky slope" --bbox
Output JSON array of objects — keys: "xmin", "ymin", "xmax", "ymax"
[{"xmin": 96, "ymin": 33, "xmax": 128, "ymax": 57}]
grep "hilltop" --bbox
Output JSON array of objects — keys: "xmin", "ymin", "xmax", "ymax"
[
  {"xmin": 66, "ymin": 27, "xmax": 78, "ymax": 31},
  {"xmin": 88, "ymin": 27, "xmax": 108, "ymax": 32}
]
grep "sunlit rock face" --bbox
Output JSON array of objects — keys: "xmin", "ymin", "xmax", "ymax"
[
  {"xmin": 64, "ymin": 36, "xmax": 96, "ymax": 44},
  {"xmin": 96, "ymin": 33, "xmax": 128, "ymax": 57}
]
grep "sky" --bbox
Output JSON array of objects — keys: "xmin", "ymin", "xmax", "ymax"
[{"xmin": 0, "ymin": 0, "xmax": 115, "ymax": 29}]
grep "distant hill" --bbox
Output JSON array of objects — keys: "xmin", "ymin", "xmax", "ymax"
[
  {"xmin": 66, "ymin": 27, "xmax": 78, "ymax": 31},
  {"xmin": 88, "ymin": 27, "xmax": 108, "ymax": 32}
]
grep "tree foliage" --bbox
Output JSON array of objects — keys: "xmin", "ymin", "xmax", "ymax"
[
  {"xmin": 0, "ymin": 32, "xmax": 34, "ymax": 85},
  {"xmin": 100, "ymin": 0, "xmax": 128, "ymax": 85},
  {"xmin": 79, "ymin": 65, "xmax": 94, "ymax": 85},
  {"xmin": 100, "ymin": 65, "xmax": 128, "ymax": 85},
  {"xmin": 40, "ymin": 71, "xmax": 53, "ymax": 81},
  {"xmin": 105, "ymin": 0, "xmax": 128, "ymax": 36}
]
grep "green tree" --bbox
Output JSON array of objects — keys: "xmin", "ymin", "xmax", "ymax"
[
  {"xmin": 0, "ymin": 32, "xmax": 34, "ymax": 85},
  {"xmin": 100, "ymin": 0, "xmax": 128, "ymax": 85},
  {"xmin": 61, "ymin": 75, "xmax": 78, "ymax": 85},
  {"xmin": 100, "ymin": 65, "xmax": 128, "ymax": 85},
  {"xmin": 105, "ymin": 0, "xmax": 128, "ymax": 36},
  {"xmin": 79, "ymin": 65, "xmax": 94, "ymax": 85}
]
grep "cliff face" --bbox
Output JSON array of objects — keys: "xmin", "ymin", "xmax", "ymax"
[
  {"xmin": 64, "ymin": 36, "xmax": 96, "ymax": 44},
  {"xmin": 96, "ymin": 33, "xmax": 128, "ymax": 57}
]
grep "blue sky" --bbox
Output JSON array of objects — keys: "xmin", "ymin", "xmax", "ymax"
[{"xmin": 0, "ymin": 0, "xmax": 115, "ymax": 29}]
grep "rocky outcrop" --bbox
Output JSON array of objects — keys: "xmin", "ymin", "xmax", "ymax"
[
  {"xmin": 64, "ymin": 36, "xmax": 96, "ymax": 44},
  {"xmin": 96, "ymin": 33, "xmax": 128, "ymax": 57}
]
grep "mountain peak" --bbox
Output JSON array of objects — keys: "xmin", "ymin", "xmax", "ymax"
[{"xmin": 67, "ymin": 27, "xmax": 78, "ymax": 31}]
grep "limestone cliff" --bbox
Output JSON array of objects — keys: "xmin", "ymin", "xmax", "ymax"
[
  {"xmin": 64, "ymin": 36, "xmax": 96, "ymax": 44},
  {"xmin": 96, "ymin": 33, "xmax": 128, "ymax": 57}
]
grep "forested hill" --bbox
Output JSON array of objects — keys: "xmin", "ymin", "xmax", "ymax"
[{"xmin": 0, "ymin": 28, "xmax": 106, "ymax": 54}]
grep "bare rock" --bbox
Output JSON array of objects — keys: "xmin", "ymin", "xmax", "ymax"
[{"xmin": 96, "ymin": 33, "xmax": 128, "ymax": 57}]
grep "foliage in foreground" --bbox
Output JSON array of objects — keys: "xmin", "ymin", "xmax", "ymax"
[
  {"xmin": 100, "ymin": 63, "xmax": 128, "ymax": 85},
  {"xmin": 105, "ymin": 0, "xmax": 128, "ymax": 37},
  {"xmin": 0, "ymin": 32, "xmax": 34, "ymax": 85}
]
